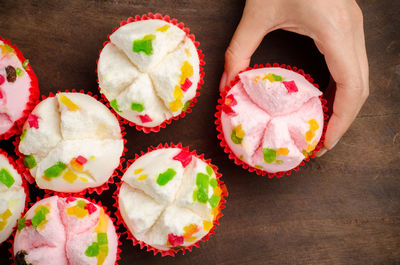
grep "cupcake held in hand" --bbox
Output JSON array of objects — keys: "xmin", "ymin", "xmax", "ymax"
[
  {"xmin": 97, "ymin": 14, "xmax": 203, "ymax": 131},
  {"xmin": 219, "ymin": 66, "xmax": 325, "ymax": 175}
]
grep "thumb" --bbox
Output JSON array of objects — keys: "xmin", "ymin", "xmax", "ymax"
[{"xmin": 220, "ymin": 1, "xmax": 278, "ymax": 91}]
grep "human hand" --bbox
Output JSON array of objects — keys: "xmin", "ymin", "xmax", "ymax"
[{"xmin": 220, "ymin": 0, "xmax": 369, "ymax": 156}]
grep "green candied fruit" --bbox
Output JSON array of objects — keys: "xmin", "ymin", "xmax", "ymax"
[
  {"xmin": 196, "ymin": 173, "xmax": 209, "ymax": 190},
  {"xmin": 99, "ymin": 244, "xmax": 109, "ymax": 254},
  {"xmin": 156, "ymin": 168, "xmax": 176, "ymax": 186},
  {"xmin": 44, "ymin": 162, "xmax": 67, "ymax": 178},
  {"xmin": 192, "ymin": 188, "xmax": 198, "ymax": 202},
  {"xmin": 206, "ymin": 165, "xmax": 214, "ymax": 176},
  {"xmin": 23, "ymin": 155, "xmax": 37, "ymax": 169},
  {"xmin": 230, "ymin": 130, "xmax": 242, "ymax": 144},
  {"xmin": 182, "ymin": 100, "xmax": 191, "ymax": 112},
  {"xmin": 196, "ymin": 188, "xmax": 208, "ymax": 203},
  {"xmin": 110, "ymin": 99, "xmax": 122, "ymax": 113},
  {"xmin": 85, "ymin": 242, "xmax": 99, "ymax": 257},
  {"xmin": 17, "ymin": 217, "xmax": 26, "ymax": 231},
  {"xmin": 76, "ymin": 200, "xmax": 87, "ymax": 209},
  {"xmin": 262, "ymin": 148, "xmax": 276, "ymax": 164},
  {"xmin": 4, "ymin": 44, "xmax": 14, "ymax": 52},
  {"xmin": 132, "ymin": 34, "xmax": 156, "ymax": 55},
  {"xmin": 209, "ymin": 178, "xmax": 218, "ymax": 188},
  {"xmin": 97, "ymin": 233, "xmax": 108, "ymax": 245},
  {"xmin": 272, "ymin": 73, "xmax": 283, "ymax": 81},
  {"xmin": 0, "ymin": 168, "xmax": 15, "ymax": 188},
  {"xmin": 22, "ymin": 59, "xmax": 29, "ymax": 69},
  {"xmin": 20, "ymin": 129, "xmax": 27, "ymax": 142},
  {"xmin": 32, "ymin": 206, "xmax": 50, "ymax": 228},
  {"xmin": 209, "ymin": 194, "xmax": 221, "ymax": 209},
  {"xmin": 131, "ymin": 102, "xmax": 144, "ymax": 112},
  {"xmin": 16, "ymin": 67, "xmax": 24, "ymax": 77}
]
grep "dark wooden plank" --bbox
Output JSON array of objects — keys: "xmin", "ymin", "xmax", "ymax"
[{"xmin": 0, "ymin": 0, "xmax": 399, "ymax": 264}]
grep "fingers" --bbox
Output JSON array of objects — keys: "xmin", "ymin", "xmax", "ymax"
[
  {"xmin": 220, "ymin": 0, "xmax": 279, "ymax": 91},
  {"xmin": 315, "ymin": 14, "xmax": 368, "ymax": 156}
]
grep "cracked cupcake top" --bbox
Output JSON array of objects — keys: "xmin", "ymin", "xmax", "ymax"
[
  {"xmin": 97, "ymin": 19, "xmax": 200, "ymax": 128},
  {"xmin": 0, "ymin": 152, "xmax": 26, "ymax": 244},
  {"xmin": 221, "ymin": 67, "xmax": 324, "ymax": 173},
  {"xmin": 119, "ymin": 148, "xmax": 223, "ymax": 250},
  {"xmin": 14, "ymin": 196, "xmax": 118, "ymax": 265},
  {"xmin": 0, "ymin": 40, "xmax": 33, "ymax": 136},
  {"xmin": 18, "ymin": 92, "xmax": 124, "ymax": 193}
]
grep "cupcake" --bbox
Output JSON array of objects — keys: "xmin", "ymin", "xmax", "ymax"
[
  {"xmin": 0, "ymin": 36, "xmax": 39, "ymax": 140},
  {"xmin": 218, "ymin": 66, "xmax": 324, "ymax": 175},
  {"xmin": 118, "ymin": 145, "xmax": 226, "ymax": 255},
  {"xmin": 14, "ymin": 196, "xmax": 118, "ymax": 265},
  {"xmin": 18, "ymin": 92, "xmax": 124, "ymax": 193},
  {"xmin": 97, "ymin": 14, "xmax": 203, "ymax": 132},
  {"xmin": 0, "ymin": 150, "xmax": 26, "ymax": 244}
]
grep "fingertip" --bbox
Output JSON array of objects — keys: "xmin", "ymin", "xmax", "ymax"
[{"xmin": 315, "ymin": 147, "xmax": 328, "ymax": 157}]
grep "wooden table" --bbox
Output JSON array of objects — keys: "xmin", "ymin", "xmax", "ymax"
[{"xmin": 1, "ymin": 1, "xmax": 399, "ymax": 264}]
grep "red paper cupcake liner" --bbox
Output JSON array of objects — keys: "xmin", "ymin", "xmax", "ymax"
[
  {"xmin": 215, "ymin": 63, "xmax": 329, "ymax": 178},
  {"xmin": 13, "ymin": 89, "xmax": 127, "ymax": 197},
  {"xmin": 96, "ymin": 13, "xmax": 205, "ymax": 133},
  {"xmin": 112, "ymin": 142, "xmax": 228, "ymax": 257},
  {"xmin": 0, "ymin": 148, "xmax": 30, "ymax": 248},
  {"xmin": 0, "ymin": 36, "xmax": 40, "ymax": 141},
  {"xmin": 8, "ymin": 194, "xmax": 122, "ymax": 265}
]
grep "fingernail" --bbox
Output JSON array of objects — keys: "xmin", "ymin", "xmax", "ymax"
[
  {"xmin": 316, "ymin": 138, "xmax": 340, "ymax": 157},
  {"xmin": 316, "ymin": 147, "xmax": 328, "ymax": 157},
  {"xmin": 219, "ymin": 72, "xmax": 227, "ymax": 92}
]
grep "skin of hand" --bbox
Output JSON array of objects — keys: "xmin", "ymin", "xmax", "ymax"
[{"xmin": 220, "ymin": 0, "xmax": 369, "ymax": 157}]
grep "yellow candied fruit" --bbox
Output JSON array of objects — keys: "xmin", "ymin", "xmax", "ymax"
[
  {"xmin": 63, "ymin": 169, "xmax": 78, "ymax": 183},
  {"xmin": 302, "ymin": 150, "xmax": 309, "ymax": 158},
  {"xmin": 90, "ymin": 156, "xmax": 95, "ymax": 160},
  {"xmin": 59, "ymin": 94, "xmax": 80, "ymax": 111},
  {"xmin": 79, "ymin": 177, "xmax": 89, "ymax": 183},
  {"xmin": 179, "ymin": 61, "xmax": 193, "ymax": 84},
  {"xmin": 183, "ymin": 224, "xmax": 199, "ymax": 239},
  {"xmin": 234, "ymin": 125, "xmax": 245, "ymax": 138},
  {"xmin": 187, "ymin": 236, "xmax": 197, "ymax": 242},
  {"xmin": 213, "ymin": 186, "xmax": 222, "ymax": 196},
  {"xmin": 42, "ymin": 175, "xmax": 52, "ymax": 181},
  {"xmin": 254, "ymin": 76, "xmax": 261, "ymax": 83},
  {"xmin": 203, "ymin": 220, "xmax": 213, "ymax": 231},
  {"xmin": 308, "ymin": 119, "xmax": 319, "ymax": 131},
  {"xmin": 305, "ymin": 130, "xmax": 315, "ymax": 142},
  {"xmin": 212, "ymin": 207, "xmax": 219, "ymax": 218},
  {"xmin": 70, "ymin": 158, "xmax": 84, "ymax": 172},
  {"xmin": 94, "ymin": 209, "xmax": 108, "ymax": 233},
  {"xmin": 37, "ymin": 219, "xmax": 48, "ymax": 231},
  {"xmin": 224, "ymin": 97, "xmax": 232, "ymax": 106},
  {"xmin": 306, "ymin": 140, "xmax": 318, "ymax": 152},
  {"xmin": 97, "ymin": 252, "xmax": 107, "ymax": 265},
  {"xmin": 277, "ymin": 147, "xmax": 289, "ymax": 155},
  {"xmin": 262, "ymin": 73, "xmax": 275, "ymax": 82},
  {"xmin": 173, "ymin": 85, "xmax": 184, "ymax": 100},
  {"xmin": 185, "ymin": 48, "xmax": 192, "ymax": 57},
  {"xmin": 66, "ymin": 205, "xmax": 88, "ymax": 218},
  {"xmin": 169, "ymin": 99, "xmax": 184, "ymax": 112},
  {"xmin": 137, "ymin": 174, "xmax": 148, "ymax": 181},
  {"xmin": 156, "ymin": 24, "xmax": 170, "ymax": 32},
  {"xmin": 134, "ymin": 168, "xmax": 143, "ymax": 175},
  {"xmin": 0, "ymin": 209, "xmax": 12, "ymax": 231}
]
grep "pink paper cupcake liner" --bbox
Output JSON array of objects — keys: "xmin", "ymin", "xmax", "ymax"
[
  {"xmin": 0, "ymin": 148, "xmax": 30, "ymax": 247},
  {"xmin": 0, "ymin": 36, "xmax": 40, "ymax": 141},
  {"xmin": 215, "ymin": 63, "xmax": 329, "ymax": 178},
  {"xmin": 8, "ymin": 194, "xmax": 121, "ymax": 265},
  {"xmin": 112, "ymin": 142, "xmax": 228, "ymax": 257},
  {"xmin": 13, "ymin": 89, "xmax": 127, "ymax": 197},
  {"xmin": 96, "ymin": 13, "xmax": 205, "ymax": 133}
]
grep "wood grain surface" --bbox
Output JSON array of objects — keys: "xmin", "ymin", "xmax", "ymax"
[{"xmin": 0, "ymin": 0, "xmax": 399, "ymax": 264}]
